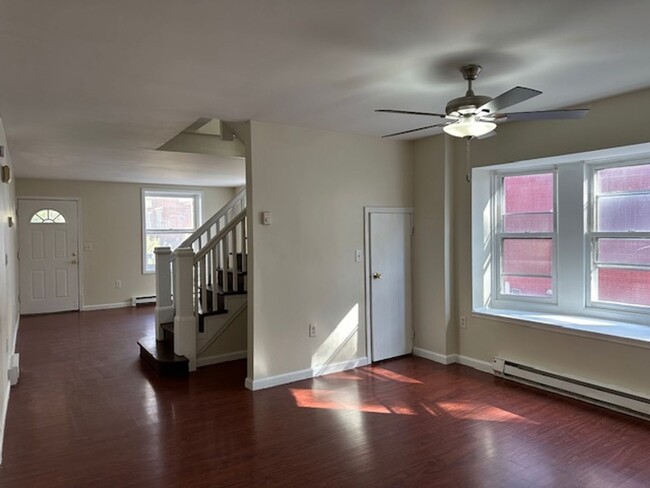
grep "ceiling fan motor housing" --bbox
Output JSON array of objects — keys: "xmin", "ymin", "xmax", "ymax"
[{"xmin": 445, "ymin": 95, "xmax": 492, "ymax": 117}]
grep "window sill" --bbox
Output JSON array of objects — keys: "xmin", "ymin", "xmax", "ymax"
[{"xmin": 473, "ymin": 307, "xmax": 650, "ymax": 350}]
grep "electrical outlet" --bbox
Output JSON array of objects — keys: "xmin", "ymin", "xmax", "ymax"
[
  {"xmin": 460, "ymin": 315, "xmax": 467, "ymax": 329},
  {"xmin": 309, "ymin": 323, "xmax": 317, "ymax": 337},
  {"xmin": 115, "ymin": 280, "xmax": 122, "ymax": 289}
]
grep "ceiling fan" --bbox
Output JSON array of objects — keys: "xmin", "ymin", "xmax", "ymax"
[{"xmin": 377, "ymin": 64, "xmax": 589, "ymax": 139}]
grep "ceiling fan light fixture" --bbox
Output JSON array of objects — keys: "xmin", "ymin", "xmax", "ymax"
[{"xmin": 443, "ymin": 117, "xmax": 496, "ymax": 138}]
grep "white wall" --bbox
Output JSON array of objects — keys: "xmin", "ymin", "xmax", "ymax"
[
  {"xmin": 0, "ymin": 119, "xmax": 19, "ymax": 464},
  {"xmin": 246, "ymin": 121, "xmax": 412, "ymax": 386},
  {"xmin": 16, "ymin": 179, "xmax": 235, "ymax": 308},
  {"xmin": 413, "ymin": 86, "xmax": 650, "ymax": 395}
]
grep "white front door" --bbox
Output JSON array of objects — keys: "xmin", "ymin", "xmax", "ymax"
[
  {"xmin": 368, "ymin": 210, "xmax": 412, "ymax": 362},
  {"xmin": 18, "ymin": 199, "xmax": 80, "ymax": 314}
]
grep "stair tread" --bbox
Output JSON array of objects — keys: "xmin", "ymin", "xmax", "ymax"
[
  {"xmin": 199, "ymin": 309, "xmax": 229, "ymax": 317},
  {"xmin": 138, "ymin": 336, "xmax": 188, "ymax": 364},
  {"xmin": 216, "ymin": 286, "xmax": 247, "ymax": 296}
]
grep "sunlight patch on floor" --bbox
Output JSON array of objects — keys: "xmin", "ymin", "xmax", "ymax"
[
  {"xmin": 431, "ymin": 400, "xmax": 538, "ymax": 424},
  {"xmin": 290, "ymin": 388, "xmax": 417, "ymax": 415}
]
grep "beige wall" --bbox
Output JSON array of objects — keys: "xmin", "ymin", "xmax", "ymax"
[
  {"xmin": 0, "ymin": 119, "xmax": 18, "ymax": 463},
  {"xmin": 412, "ymin": 135, "xmax": 457, "ymax": 357},
  {"xmin": 413, "ymin": 86, "xmax": 650, "ymax": 395},
  {"xmin": 16, "ymin": 179, "xmax": 235, "ymax": 308},
  {"xmin": 247, "ymin": 121, "xmax": 412, "ymax": 383}
]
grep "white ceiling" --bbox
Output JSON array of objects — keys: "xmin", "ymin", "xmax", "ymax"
[{"xmin": 2, "ymin": 1, "xmax": 650, "ymax": 186}]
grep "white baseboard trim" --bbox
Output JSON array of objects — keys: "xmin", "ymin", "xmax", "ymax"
[
  {"xmin": 412, "ymin": 347, "xmax": 458, "ymax": 365},
  {"xmin": 0, "ymin": 382, "xmax": 10, "ymax": 465},
  {"xmin": 246, "ymin": 357, "xmax": 370, "ymax": 391},
  {"xmin": 197, "ymin": 350, "xmax": 247, "ymax": 368},
  {"xmin": 81, "ymin": 301, "xmax": 132, "ymax": 311},
  {"xmin": 412, "ymin": 347, "xmax": 493, "ymax": 374},
  {"xmin": 457, "ymin": 355, "xmax": 493, "ymax": 373}
]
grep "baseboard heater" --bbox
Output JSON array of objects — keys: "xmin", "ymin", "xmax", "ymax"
[
  {"xmin": 493, "ymin": 357, "xmax": 650, "ymax": 419},
  {"xmin": 131, "ymin": 295, "xmax": 156, "ymax": 307}
]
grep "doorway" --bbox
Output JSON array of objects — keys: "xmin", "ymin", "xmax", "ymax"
[
  {"xmin": 365, "ymin": 207, "xmax": 413, "ymax": 362},
  {"xmin": 18, "ymin": 198, "xmax": 81, "ymax": 314}
]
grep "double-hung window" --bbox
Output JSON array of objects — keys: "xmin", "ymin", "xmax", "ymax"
[
  {"xmin": 496, "ymin": 171, "xmax": 556, "ymax": 301},
  {"xmin": 142, "ymin": 190, "xmax": 202, "ymax": 273},
  {"xmin": 588, "ymin": 162, "xmax": 650, "ymax": 310},
  {"xmin": 472, "ymin": 144, "xmax": 650, "ymax": 329}
]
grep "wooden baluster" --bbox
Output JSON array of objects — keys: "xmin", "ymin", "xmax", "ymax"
[
  {"xmin": 222, "ymin": 229, "xmax": 229, "ymax": 292},
  {"xmin": 240, "ymin": 216, "xmax": 247, "ymax": 276},
  {"xmin": 200, "ymin": 257, "xmax": 208, "ymax": 312},
  {"xmin": 231, "ymin": 228, "xmax": 238, "ymax": 293}
]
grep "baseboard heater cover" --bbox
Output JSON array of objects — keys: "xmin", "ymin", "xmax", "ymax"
[
  {"xmin": 493, "ymin": 357, "xmax": 650, "ymax": 418},
  {"xmin": 131, "ymin": 295, "xmax": 156, "ymax": 306}
]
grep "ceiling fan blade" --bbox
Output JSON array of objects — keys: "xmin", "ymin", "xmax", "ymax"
[
  {"xmin": 478, "ymin": 86, "xmax": 542, "ymax": 114},
  {"xmin": 376, "ymin": 109, "xmax": 447, "ymax": 118},
  {"xmin": 497, "ymin": 109, "xmax": 589, "ymax": 121},
  {"xmin": 381, "ymin": 123, "xmax": 449, "ymax": 138}
]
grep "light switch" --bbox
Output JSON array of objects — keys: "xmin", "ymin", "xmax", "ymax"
[
  {"xmin": 261, "ymin": 211, "xmax": 272, "ymax": 225},
  {"xmin": 84, "ymin": 242, "xmax": 93, "ymax": 251},
  {"xmin": 355, "ymin": 249, "xmax": 362, "ymax": 262}
]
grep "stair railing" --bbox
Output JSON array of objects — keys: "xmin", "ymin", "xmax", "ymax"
[
  {"xmin": 155, "ymin": 189, "xmax": 247, "ymax": 371},
  {"xmin": 193, "ymin": 208, "xmax": 247, "ymax": 314},
  {"xmin": 170, "ymin": 188, "xmax": 246, "ymax": 303}
]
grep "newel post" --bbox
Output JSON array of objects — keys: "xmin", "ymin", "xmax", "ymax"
[
  {"xmin": 154, "ymin": 247, "xmax": 173, "ymax": 341},
  {"xmin": 173, "ymin": 247, "xmax": 197, "ymax": 371}
]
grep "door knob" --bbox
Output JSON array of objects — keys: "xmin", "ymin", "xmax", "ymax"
[
  {"xmin": 373, "ymin": 272, "xmax": 382, "ymax": 279},
  {"xmin": 71, "ymin": 259, "xmax": 78, "ymax": 264}
]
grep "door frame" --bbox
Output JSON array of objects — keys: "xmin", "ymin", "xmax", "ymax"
[
  {"xmin": 363, "ymin": 206, "xmax": 414, "ymax": 362},
  {"xmin": 17, "ymin": 196, "xmax": 84, "ymax": 311}
]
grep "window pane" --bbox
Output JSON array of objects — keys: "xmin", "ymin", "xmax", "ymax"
[
  {"xmin": 502, "ymin": 239, "xmax": 553, "ymax": 275},
  {"xmin": 30, "ymin": 208, "xmax": 66, "ymax": 224},
  {"xmin": 503, "ymin": 213, "xmax": 554, "ymax": 233},
  {"xmin": 145, "ymin": 196, "xmax": 196, "ymax": 230},
  {"xmin": 597, "ymin": 163, "xmax": 650, "ymax": 193},
  {"xmin": 597, "ymin": 239, "xmax": 650, "ymax": 266},
  {"xmin": 503, "ymin": 173, "xmax": 554, "ymax": 232},
  {"xmin": 596, "ymin": 193, "xmax": 650, "ymax": 231},
  {"xmin": 502, "ymin": 276, "xmax": 553, "ymax": 298},
  {"xmin": 144, "ymin": 232, "xmax": 192, "ymax": 271},
  {"xmin": 595, "ymin": 268, "xmax": 650, "ymax": 307},
  {"xmin": 501, "ymin": 239, "xmax": 553, "ymax": 298}
]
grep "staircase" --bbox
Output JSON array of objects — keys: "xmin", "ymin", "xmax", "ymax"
[{"xmin": 138, "ymin": 189, "xmax": 248, "ymax": 376}]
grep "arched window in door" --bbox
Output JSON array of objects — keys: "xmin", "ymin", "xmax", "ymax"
[{"xmin": 30, "ymin": 209, "xmax": 66, "ymax": 224}]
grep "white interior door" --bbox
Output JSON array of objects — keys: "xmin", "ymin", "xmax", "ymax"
[
  {"xmin": 18, "ymin": 199, "xmax": 80, "ymax": 314},
  {"xmin": 369, "ymin": 210, "xmax": 412, "ymax": 362}
]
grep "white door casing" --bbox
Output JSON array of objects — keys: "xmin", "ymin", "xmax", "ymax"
[
  {"xmin": 366, "ymin": 208, "xmax": 413, "ymax": 362},
  {"xmin": 18, "ymin": 199, "xmax": 80, "ymax": 314}
]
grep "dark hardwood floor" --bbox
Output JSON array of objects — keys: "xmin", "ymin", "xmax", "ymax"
[{"xmin": 2, "ymin": 307, "xmax": 650, "ymax": 487}]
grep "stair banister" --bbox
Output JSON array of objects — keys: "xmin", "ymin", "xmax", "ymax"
[
  {"xmin": 176, "ymin": 188, "xmax": 246, "ymax": 253},
  {"xmin": 193, "ymin": 209, "xmax": 247, "ymax": 318},
  {"xmin": 193, "ymin": 208, "xmax": 246, "ymax": 262}
]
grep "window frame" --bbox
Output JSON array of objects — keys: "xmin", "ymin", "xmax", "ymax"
[
  {"xmin": 141, "ymin": 189, "xmax": 203, "ymax": 274},
  {"xmin": 585, "ymin": 157, "xmax": 650, "ymax": 314},
  {"xmin": 471, "ymin": 142, "xmax": 650, "ymax": 329},
  {"xmin": 492, "ymin": 167, "xmax": 559, "ymax": 305}
]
